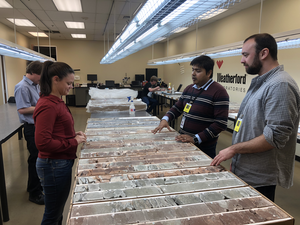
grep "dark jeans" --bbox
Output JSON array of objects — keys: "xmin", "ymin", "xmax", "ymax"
[
  {"xmin": 23, "ymin": 123, "xmax": 42, "ymax": 196},
  {"xmin": 255, "ymin": 185, "xmax": 276, "ymax": 202},
  {"xmin": 36, "ymin": 158, "xmax": 74, "ymax": 225},
  {"xmin": 142, "ymin": 96, "xmax": 158, "ymax": 113}
]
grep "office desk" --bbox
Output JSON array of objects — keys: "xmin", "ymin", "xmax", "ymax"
[{"xmin": 0, "ymin": 103, "xmax": 23, "ymax": 223}]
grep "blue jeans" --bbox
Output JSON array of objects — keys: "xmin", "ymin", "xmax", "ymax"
[
  {"xmin": 142, "ymin": 96, "xmax": 158, "ymax": 113},
  {"xmin": 36, "ymin": 158, "xmax": 74, "ymax": 225}
]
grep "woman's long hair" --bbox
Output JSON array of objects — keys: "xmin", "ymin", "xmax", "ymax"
[{"xmin": 40, "ymin": 61, "xmax": 74, "ymax": 96}]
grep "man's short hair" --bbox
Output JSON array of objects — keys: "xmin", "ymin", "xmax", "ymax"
[
  {"xmin": 26, "ymin": 61, "xmax": 43, "ymax": 75},
  {"xmin": 150, "ymin": 76, "xmax": 158, "ymax": 82},
  {"xmin": 190, "ymin": 55, "xmax": 214, "ymax": 78},
  {"xmin": 244, "ymin": 33, "xmax": 278, "ymax": 61}
]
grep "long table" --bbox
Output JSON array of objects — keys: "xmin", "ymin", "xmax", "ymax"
[
  {"xmin": 66, "ymin": 115, "xmax": 294, "ymax": 225},
  {"xmin": 90, "ymin": 110, "xmax": 150, "ymax": 118},
  {"xmin": 0, "ymin": 103, "xmax": 23, "ymax": 223}
]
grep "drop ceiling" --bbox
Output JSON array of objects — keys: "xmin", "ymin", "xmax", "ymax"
[{"xmin": 0, "ymin": 0, "xmax": 262, "ymax": 41}]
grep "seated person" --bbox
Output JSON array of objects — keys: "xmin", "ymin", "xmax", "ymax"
[{"xmin": 142, "ymin": 76, "xmax": 160, "ymax": 113}]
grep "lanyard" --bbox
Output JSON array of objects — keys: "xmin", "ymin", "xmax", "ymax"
[{"xmin": 189, "ymin": 79, "xmax": 213, "ymax": 104}]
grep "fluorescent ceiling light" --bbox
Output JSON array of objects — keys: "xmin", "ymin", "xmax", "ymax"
[
  {"xmin": 161, "ymin": 0, "xmax": 199, "ymax": 26},
  {"xmin": 147, "ymin": 35, "xmax": 300, "ymax": 65},
  {"xmin": 122, "ymin": 24, "xmax": 128, "ymax": 32},
  {"xmin": 71, "ymin": 34, "xmax": 86, "ymax": 38},
  {"xmin": 7, "ymin": 18, "xmax": 35, "ymax": 27},
  {"xmin": 100, "ymin": 0, "xmax": 239, "ymax": 64},
  {"xmin": 155, "ymin": 37, "xmax": 166, "ymax": 42},
  {"xmin": 120, "ymin": 23, "xmax": 138, "ymax": 42},
  {"xmin": 0, "ymin": 0, "xmax": 12, "ymax": 8},
  {"xmin": 137, "ymin": 0, "xmax": 164, "ymax": 25},
  {"xmin": 207, "ymin": 48, "xmax": 242, "ymax": 58},
  {"xmin": 277, "ymin": 38, "xmax": 300, "ymax": 49},
  {"xmin": 115, "ymin": 33, "xmax": 121, "ymax": 40},
  {"xmin": 53, "ymin": 0, "xmax": 82, "ymax": 12},
  {"xmin": 147, "ymin": 48, "xmax": 241, "ymax": 65},
  {"xmin": 64, "ymin": 21, "xmax": 85, "ymax": 29},
  {"xmin": 0, "ymin": 38, "xmax": 55, "ymax": 62},
  {"xmin": 198, "ymin": 8, "xmax": 228, "ymax": 20},
  {"xmin": 28, "ymin": 32, "xmax": 48, "ymax": 37},
  {"xmin": 172, "ymin": 27, "xmax": 188, "ymax": 33},
  {"xmin": 133, "ymin": 3, "xmax": 143, "ymax": 16},
  {"xmin": 136, "ymin": 26, "xmax": 158, "ymax": 42}
]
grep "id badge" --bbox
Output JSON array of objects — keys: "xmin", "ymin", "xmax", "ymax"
[
  {"xmin": 183, "ymin": 103, "xmax": 192, "ymax": 113},
  {"xmin": 234, "ymin": 118, "xmax": 242, "ymax": 132},
  {"xmin": 180, "ymin": 116, "xmax": 186, "ymax": 129}
]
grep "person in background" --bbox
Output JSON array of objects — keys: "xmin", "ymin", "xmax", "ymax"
[
  {"xmin": 33, "ymin": 61, "xmax": 86, "ymax": 224},
  {"xmin": 142, "ymin": 75, "xmax": 160, "ymax": 114},
  {"xmin": 152, "ymin": 55, "xmax": 229, "ymax": 158},
  {"xmin": 211, "ymin": 33, "xmax": 300, "ymax": 202},
  {"xmin": 14, "ymin": 61, "xmax": 44, "ymax": 205}
]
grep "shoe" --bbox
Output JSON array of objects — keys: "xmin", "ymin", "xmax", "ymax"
[{"xmin": 29, "ymin": 193, "xmax": 45, "ymax": 205}]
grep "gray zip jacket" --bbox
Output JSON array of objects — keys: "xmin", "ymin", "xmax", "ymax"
[{"xmin": 231, "ymin": 65, "xmax": 300, "ymax": 189}]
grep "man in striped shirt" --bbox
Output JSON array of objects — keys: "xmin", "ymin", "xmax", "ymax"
[
  {"xmin": 211, "ymin": 33, "xmax": 300, "ymax": 202},
  {"xmin": 152, "ymin": 55, "xmax": 229, "ymax": 158}
]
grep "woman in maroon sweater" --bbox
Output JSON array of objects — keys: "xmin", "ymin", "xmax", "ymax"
[{"xmin": 33, "ymin": 61, "xmax": 86, "ymax": 225}]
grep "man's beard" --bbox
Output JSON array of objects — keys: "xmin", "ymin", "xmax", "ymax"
[{"xmin": 246, "ymin": 54, "xmax": 262, "ymax": 75}]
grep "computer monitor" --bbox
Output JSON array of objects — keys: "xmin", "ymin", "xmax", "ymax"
[
  {"xmin": 135, "ymin": 74, "xmax": 144, "ymax": 82},
  {"xmin": 105, "ymin": 80, "xmax": 115, "ymax": 87},
  {"xmin": 131, "ymin": 81, "xmax": 141, "ymax": 86},
  {"xmin": 87, "ymin": 74, "xmax": 97, "ymax": 83}
]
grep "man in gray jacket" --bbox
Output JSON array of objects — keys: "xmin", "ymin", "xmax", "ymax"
[{"xmin": 211, "ymin": 33, "xmax": 300, "ymax": 202}]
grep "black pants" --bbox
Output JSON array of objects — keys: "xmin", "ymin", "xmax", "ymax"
[
  {"xmin": 197, "ymin": 142, "xmax": 217, "ymax": 159},
  {"xmin": 24, "ymin": 123, "xmax": 42, "ymax": 196},
  {"xmin": 255, "ymin": 185, "xmax": 276, "ymax": 202}
]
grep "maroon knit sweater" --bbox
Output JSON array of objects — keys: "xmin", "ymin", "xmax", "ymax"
[{"xmin": 166, "ymin": 81, "xmax": 229, "ymax": 148}]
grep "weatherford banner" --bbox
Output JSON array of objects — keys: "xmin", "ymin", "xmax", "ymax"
[{"xmin": 217, "ymin": 73, "xmax": 247, "ymax": 84}]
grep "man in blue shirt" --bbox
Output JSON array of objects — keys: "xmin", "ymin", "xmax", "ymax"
[{"xmin": 14, "ymin": 61, "xmax": 44, "ymax": 205}]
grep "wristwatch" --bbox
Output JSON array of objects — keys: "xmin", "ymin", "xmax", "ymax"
[{"xmin": 193, "ymin": 136, "xmax": 199, "ymax": 144}]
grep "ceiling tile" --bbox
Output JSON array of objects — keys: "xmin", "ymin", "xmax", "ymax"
[{"xmin": 46, "ymin": 11, "xmax": 73, "ymax": 21}]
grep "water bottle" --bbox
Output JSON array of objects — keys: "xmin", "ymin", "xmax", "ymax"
[
  {"xmin": 129, "ymin": 100, "xmax": 135, "ymax": 115},
  {"xmin": 171, "ymin": 85, "xmax": 175, "ymax": 94}
]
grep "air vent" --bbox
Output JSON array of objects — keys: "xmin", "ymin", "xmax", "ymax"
[
  {"xmin": 123, "ymin": 16, "xmax": 130, "ymax": 19},
  {"xmin": 43, "ymin": 30, "xmax": 60, "ymax": 34}
]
